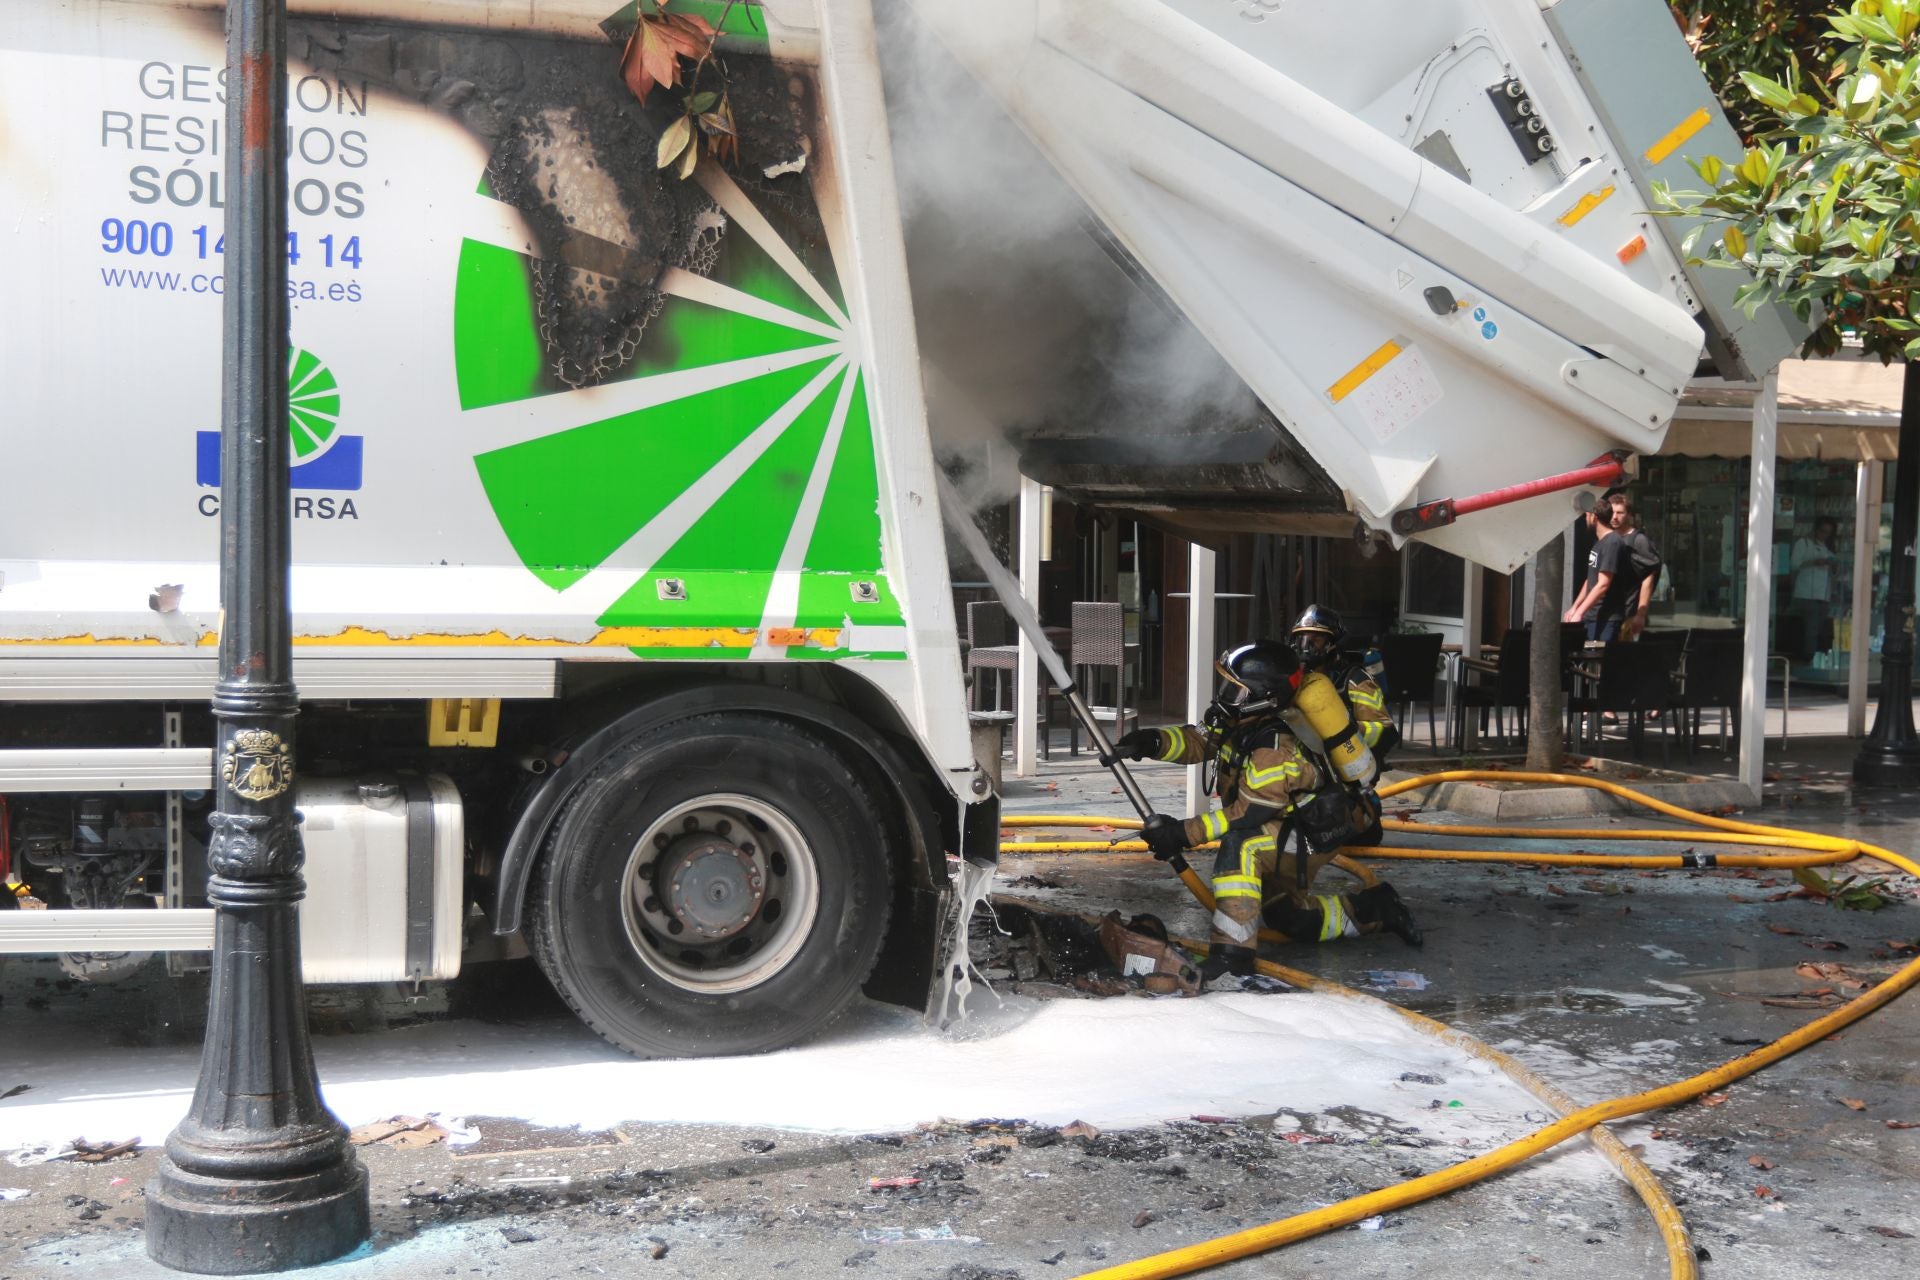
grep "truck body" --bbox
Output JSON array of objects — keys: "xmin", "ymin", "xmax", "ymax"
[{"xmin": 0, "ymin": 0, "xmax": 1794, "ymax": 1055}]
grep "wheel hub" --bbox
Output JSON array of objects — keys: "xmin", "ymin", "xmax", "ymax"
[{"xmin": 657, "ymin": 837, "xmax": 764, "ymax": 940}]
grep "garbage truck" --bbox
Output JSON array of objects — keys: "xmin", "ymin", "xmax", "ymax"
[{"xmin": 0, "ymin": 0, "xmax": 1799, "ymax": 1056}]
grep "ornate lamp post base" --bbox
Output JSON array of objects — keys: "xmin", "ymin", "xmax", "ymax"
[{"xmin": 146, "ymin": 1159, "xmax": 368, "ymax": 1274}]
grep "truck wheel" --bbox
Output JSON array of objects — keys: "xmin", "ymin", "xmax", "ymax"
[{"xmin": 525, "ymin": 712, "xmax": 893, "ymax": 1057}]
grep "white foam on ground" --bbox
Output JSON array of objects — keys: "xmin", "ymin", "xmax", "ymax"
[{"xmin": 1, "ymin": 991, "xmax": 1556, "ymax": 1153}]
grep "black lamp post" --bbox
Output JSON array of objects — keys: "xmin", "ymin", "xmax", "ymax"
[
  {"xmin": 144, "ymin": 0, "xmax": 370, "ymax": 1270},
  {"xmin": 1854, "ymin": 361, "xmax": 1920, "ymax": 786}
]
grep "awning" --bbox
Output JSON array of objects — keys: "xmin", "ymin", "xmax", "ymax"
[{"xmin": 1664, "ymin": 353, "xmax": 1901, "ymax": 460}]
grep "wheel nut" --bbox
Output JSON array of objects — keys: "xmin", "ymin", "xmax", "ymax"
[
  {"xmin": 644, "ymin": 895, "xmax": 661, "ymax": 913},
  {"xmin": 667, "ymin": 920, "xmax": 684, "ymax": 935},
  {"xmin": 716, "ymin": 820, "xmax": 732, "ymax": 836}
]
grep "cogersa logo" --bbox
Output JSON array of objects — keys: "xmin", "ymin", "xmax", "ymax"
[{"xmin": 196, "ymin": 347, "xmax": 362, "ymax": 490}]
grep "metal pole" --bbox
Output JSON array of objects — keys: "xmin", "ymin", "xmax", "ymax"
[
  {"xmin": 1855, "ymin": 361, "xmax": 1920, "ymax": 784},
  {"xmin": 1848, "ymin": 461, "xmax": 1882, "ymax": 737},
  {"xmin": 145, "ymin": 1, "xmax": 369, "ymax": 1270},
  {"xmin": 1186, "ymin": 543, "xmax": 1216, "ymax": 815},
  {"xmin": 1015, "ymin": 477, "xmax": 1043, "ymax": 777},
  {"xmin": 1739, "ymin": 370, "xmax": 1779, "ymax": 803}
]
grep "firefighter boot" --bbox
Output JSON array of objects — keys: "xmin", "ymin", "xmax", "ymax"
[
  {"xmin": 1260, "ymin": 892, "xmax": 1363, "ymax": 942},
  {"xmin": 1351, "ymin": 882, "xmax": 1424, "ymax": 948}
]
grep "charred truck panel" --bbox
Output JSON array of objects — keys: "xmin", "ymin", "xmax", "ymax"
[{"xmin": 0, "ymin": 0, "xmax": 986, "ymax": 1058}]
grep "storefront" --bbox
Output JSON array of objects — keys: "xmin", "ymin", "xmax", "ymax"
[{"xmin": 1638, "ymin": 353, "xmax": 1900, "ymax": 688}]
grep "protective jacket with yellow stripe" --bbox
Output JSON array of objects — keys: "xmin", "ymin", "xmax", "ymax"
[
  {"xmin": 1137, "ymin": 719, "xmax": 1396, "ymax": 949},
  {"xmin": 1335, "ymin": 665, "xmax": 1397, "ymax": 755},
  {"xmin": 1137, "ymin": 722, "xmax": 1318, "ymax": 850}
]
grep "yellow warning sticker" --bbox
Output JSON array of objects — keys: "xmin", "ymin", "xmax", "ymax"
[
  {"xmin": 1645, "ymin": 108, "xmax": 1712, "ymax": 166},
  {"xmin": 1557, "ymin": 184, "xmax": 1616, "ymax": 227},
  {"xmin": 1328, "ymin": 340, "xmax": 1405, "ymax": 404}
]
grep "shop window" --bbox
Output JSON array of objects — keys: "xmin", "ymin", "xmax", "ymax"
[{"xmin": 1405, "ymin": 542, "xmax": 1465, "ymax": 619}]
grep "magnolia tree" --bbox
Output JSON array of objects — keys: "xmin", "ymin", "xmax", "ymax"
[
  {"xmin": 1669, "ymin": 1, "xmax": 1841, "ymax": 140},
  {"xmin": 1661, "ymin": 0, "xmax": 1920, "ymax": 781},
  {"xmin": 1659, "ymin": 0, "xmax": 1920, "ymax": 360}
]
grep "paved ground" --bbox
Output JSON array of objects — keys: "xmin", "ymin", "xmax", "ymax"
[{"xmin": 2, "ymin": 719, "xmax": 1918, "ymax": 1279}]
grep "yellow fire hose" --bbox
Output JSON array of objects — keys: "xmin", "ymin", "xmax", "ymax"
[{"xmin": 996, "ymin": 772, "xmax": 1920, "ymax": 1280}]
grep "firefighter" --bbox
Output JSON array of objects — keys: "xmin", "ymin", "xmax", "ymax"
[
  {"xmin": 1289, "ymin": 604, "xmax": 1400, "ymax": 762},
  {"xmin": 1111, "ymin": 641, "xmax": 1422, "ymax": 987}
]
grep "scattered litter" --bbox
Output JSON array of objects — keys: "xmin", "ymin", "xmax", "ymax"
[
  {"xmin": 1189, "ymin": 1115, "xmax": 1233, "ymax": 1125},
  {"xmin": 1132, "ymin": 1210, "xmax": 1156, "ymax": 1229},
  {"xmin": 1398, "ymin": 1072, "xmax": 1445, "ymax": 1086},
  {"xmin": 1840, "ymin": 1097, "xmax": 1869, "ymax": 1112},
  {"xmin": 1700, "ymin": 1093, "xmax": 1729, "ymax": 1108},
  {"xmin": 860, "ymin": 1223, "xmax": 980, "ymax": 1245},
  {"xmin": 7, "ymin": 1142, "xmax": 77, "ymax": 1167},
  {"xmin": 1360, "ymin": 970, "xmax": 1430, "ymax": 992},
  {"xmin": 0, "ymin": 1188, "xmax": 31, "ymax": 1202},
  {"xmin": 868, "ymin": 1177, "xmax": 921, "ymax": 1191},
  {"xmin": 108, "ymin": 1178, "xmax": 128, "ymax": 1187},
  {"xmin": 741, "ymin": 1139, "xmax": 777, "ymax": 1154},
  {"xmin": 498, "ymin": 1226, "xmax": 536, "ymax": 1245},
  {"xmin": 1753, "ymin": 1185, "xmax": 1776, "ymax": 1199},
  {"xmin": 1023, "ymin": 1171, "xmax": 1051, "ymax": 1180},
  {"xmin": 441, "ymin": 1116, "xmax": 482, "ymax": 1147},
  {"xmin": 1747, "ymin": 1154, "xmax": 1775, "ymax": 1171},
  {"xmin": 1886, "ymin": 1120, "xmax": 1919, "ymax": 1130},
  {"xmin": 1060, "ymin": 1121, "xmax": 1099, "ymax": 1141},
  {"xmin": 70, "ymin": 1138, "xmax": 138, "ymax": 1164},
  {"xmin": 494, "ymin": 1175, "xmax": 572, "ymax": 1186},
  {"xmin": 1357, "ymin": 1215, "xmax": 1385, "ymax": 1231},
  {"xmin": 348, "ymin": 1117, "xmax": 448, "ymax": 1149},
  {"xmin": 1280, "ymin": 1132, "xmax": 1336, "ymax": 1145},
  {"xmin": 1870, "ymin": 1226, "xmax": 1915, "ymax": 1239},
  {"xmin": 1795, "ymin": 961, "xmax": 1868, "ymax": 990}
]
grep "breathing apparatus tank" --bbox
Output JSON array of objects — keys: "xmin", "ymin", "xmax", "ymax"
[{"xmin": 1286, "ymin": 670, "xmax": 1379, "ymax": 788}]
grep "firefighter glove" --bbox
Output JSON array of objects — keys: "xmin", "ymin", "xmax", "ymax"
[
  {"xmin": 1108, "ymin": 729, "xmax": 1161, "ymax": 763},
  {"xmin": 1141, "ymin": 813, "xmax": 1188, "ymax": 861}
]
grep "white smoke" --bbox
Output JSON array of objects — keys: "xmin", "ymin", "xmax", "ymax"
[{"xmin": 875, "ymin": 3, "xmax": 1261, "ymax": 512}]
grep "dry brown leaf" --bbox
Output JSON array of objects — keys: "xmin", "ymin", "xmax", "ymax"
[
  {"xmin": 1841, "ymin": 1097, "xmax": 1868, "ymax": 1111},
  {"xmin": 1700, "ymin": 1093, "xmax": 1729, "ymax": 1107},
  {"xmin": 1754, "ymin": 1184, "xmax": 1776, "ymax": 1198},
  {"xmin": 1747, "ymin": 1154, "xmax": 1775, "ymax": 1170},
  {"xmin": 1766, "ymin": 923, "xmax": 1803, "ymax": 936},
  {"xmin": 1869, "ymin": 1225, "xmax": 1914, "ymax": 1239},
  {"xmin": 1885, "ymin": 1119, "xmax": 1919, "ymax": 1130}
]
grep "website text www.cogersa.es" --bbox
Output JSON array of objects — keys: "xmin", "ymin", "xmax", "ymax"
[{"xmin": 99, "ymin": 265, "xmax": 363, "ymax": 302}]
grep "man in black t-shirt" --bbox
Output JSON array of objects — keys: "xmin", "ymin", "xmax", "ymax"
[{"xmin": 1564, "ymin": 495, "xmax": 1644, "ymax": 643}]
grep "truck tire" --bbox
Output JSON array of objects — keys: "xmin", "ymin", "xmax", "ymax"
[{"xmin": 524, "ymin": 711, "xmax": 894, "ymax": 1058}]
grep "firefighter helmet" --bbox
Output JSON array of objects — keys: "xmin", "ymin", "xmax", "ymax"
[
  {"xmin": 1290, "ymin": 604, "xmax": 1345, "ymax": 665},
  {"xmin": 1204, "ymin": 641, "xmax": 1301, "ymax": 736}
]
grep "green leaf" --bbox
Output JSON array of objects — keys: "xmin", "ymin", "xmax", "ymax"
[
  {"xmin": 1906, "ymin": 335, "xmax": 1920, "ymax": 356},
  {"xmin": 1742, "ymin": 70, "xmax": 1796, "ymax": 111},
  {"xmin": 686, "ymin": 90, "xmax": 718, "ymax": 114}
]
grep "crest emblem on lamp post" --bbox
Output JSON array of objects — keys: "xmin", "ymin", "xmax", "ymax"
[{"xmin": 220, "ymin": 728, "xmax": 294, "ymax": 802}]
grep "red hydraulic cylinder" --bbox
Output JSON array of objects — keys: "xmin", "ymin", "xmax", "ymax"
[{"xmin": 1390, "ymin": 451, "xmax": 1629, "ymax": 535}]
